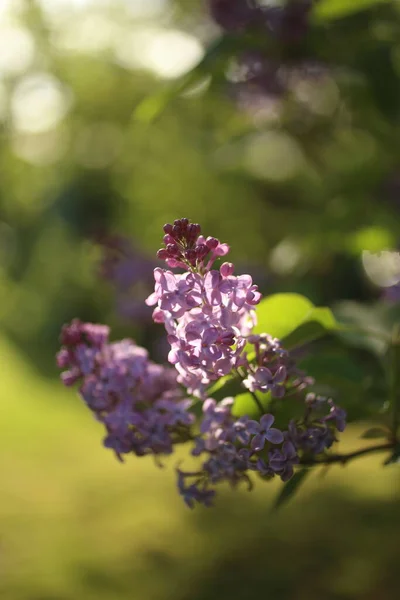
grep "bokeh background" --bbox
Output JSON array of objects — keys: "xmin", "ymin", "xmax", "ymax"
[{"xmin": 1, "ymin": 0, "xmax": 400, "ymax": 598}]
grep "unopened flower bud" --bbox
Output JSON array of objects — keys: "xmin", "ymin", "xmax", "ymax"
[
  {"xmin": 220, "ymin": 262, "xmax": 234, "ymax": 277},
  {"xmin": 163, "ymin": 223, "xmax": 174, "ymax": 235},
  {"xmin": 206, "ymin": 237, "xmax": 219, "ymax": 249}
]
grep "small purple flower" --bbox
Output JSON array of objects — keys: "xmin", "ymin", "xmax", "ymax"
[
  {"xmin": 200, "ymin": 397, "xmax": 234, "ymax": 435},
  {"xmin": 269, "ymin": 441, "xmax": 299, "ymax": 482},
  {"xmin": 251, "ymin": 414, "xmax": 284, "ymax": 451},
  {"xmin": 176, "ymin": 470, "xmax": 215, "ymax": 509},
  {"xmin": 243, "ymin": 365, "xmax": 287, "ymax": 396},
  {"xmin": 324, "ymin": 401, "xmax": 347, "ymax": 432},
  {"xmin": 287, "ymin": 420, "xmax": 335, "ymax": 455},
  {"xmin": 256, "ymin": 458, "xmax": 275, "ymax": 477}
]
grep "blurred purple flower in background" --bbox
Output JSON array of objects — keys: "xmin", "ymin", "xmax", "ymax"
[{"xmin": 96, "ymin": 233, "xmax": 157, "ymax": 322}]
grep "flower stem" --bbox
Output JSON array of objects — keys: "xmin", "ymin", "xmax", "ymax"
[
  {"xmin": 300, "ymin": 442, "xmax": 395, "ymax": 467},
  {"xmin": 250, "ymin": 391, "xmax": 264, "ymax": 416}
]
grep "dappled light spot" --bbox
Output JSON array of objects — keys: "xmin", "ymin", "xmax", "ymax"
[
  {"xmin": 244, "ymin": 131, "xmax": 306, "ymax": 182},
  {"xmin": 0, "ymin": 25, "xmax": 35, "ymax": 76},
  {"xmin": 114, "ymin": 27, "xmax": 204, "ymax": 79},
  {"xmin": 11, "ymin": 73, "xmax": 73, "ymax": 134}
]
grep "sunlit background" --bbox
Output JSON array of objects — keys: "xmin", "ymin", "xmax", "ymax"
[{"xmin": 1, "ymin": 0, "xmax": 400, "ymax": 598}]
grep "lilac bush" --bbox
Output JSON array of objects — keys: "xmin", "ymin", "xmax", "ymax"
[{"xmin": 59, "ymin": 217, "xmax": 395, "ymax": 509}]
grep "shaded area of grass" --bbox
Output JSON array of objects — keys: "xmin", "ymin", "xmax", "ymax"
[{"xmin": 1, "ymin": 335, "xmax": 400, "ymax": 600}]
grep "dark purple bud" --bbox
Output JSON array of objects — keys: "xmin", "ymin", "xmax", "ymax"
[
  {"xmin": 60, "ymin": 320, "xmax": 82, "ymax": 346},
  {"xmin": 163, "ymin": 223, "xmax": 174, "ymax": 235},
  {"xmin": 187, "ymin": 223, "xmax": 201, "ymax": 242},
  {"xmin": 163, "ymin": 234, "xmax": 175, "ymax": 245},
  {"xmin": 157, "ymin": 249, "xmax": 169, "ymax": 260},
  {"xmin": 172, "ymin": 224, "xmax": 182, "ymax": 238},
  {"xmin": 206, "ymin": 237, "xmax": 219, "ymax": 250},
  {"xmin": 196, "ymin": 244, "xmax": 209, "ymax": 259},
  {"xmin": 185, "ymin": 249, "xmax": 197, "ymax": 264},
  {"xmin": 166, "ymin": 243, "xmax": 181, "ymax": 257}
]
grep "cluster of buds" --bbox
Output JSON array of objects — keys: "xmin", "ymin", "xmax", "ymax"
[
  {"xmin": 157, "ymin": 218, "xmax": 229, "ymax": 272},
  {"xmin": 57, "ymin": 218, "xmax": 347, "ymax": 508}
]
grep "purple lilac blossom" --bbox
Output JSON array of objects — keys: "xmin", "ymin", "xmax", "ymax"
[
  {"xmin": 243, "ymin": 333, "xmax": 312, "ymax": 396},
  {"xmin": 287, "ymin": 394, "xmax": 347, "ymax": 455},
  {"xmin": 57, "ymin": 319, "xmax": 194, "ymax": 460},
  {"xmin": 177, "ymin": 397, "xmax": 284, "ymax": 506},
  {"xmin": 57, "ymin": 219, "xmax": 349, "ymax": 509},
  {"xmin": 269, "ymin": 441, "xmax": 299, "ymax": 482},
  {"xmin": 250, "ymin": 413, "xmax": 284, "ymax": 451},
  {"xmin": 146, "ymin": 219, "xmax": 261, "ymax": 396}
]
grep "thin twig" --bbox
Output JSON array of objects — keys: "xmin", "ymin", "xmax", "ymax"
[
  {"xmin": 300, "ymin": 442, "xmax": 395, "ymax": 467},
  {"xmin": 250, "ymin": 391, "xmax": 264, "ymax": 415}
]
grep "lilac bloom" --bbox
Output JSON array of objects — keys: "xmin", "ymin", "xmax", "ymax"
[
  {"xmin": 244, "ymin": 365, "xmax": 287, "ymax": 395},
  {"xmin": 176, "ymin": 470, "xmax": 215, "ymax": 509},
  {"xmin": 324, "ymin": 402, "xmax": 347, "ymax": 432},
  {"xmin": 269, "ymin": 442, "xmax": 299, "ymax": 482},
  {"xmin": 256, "ymin": 458, "xmax": 275, "ymax": 477},
  {"xmin": 251, "ymin": 414, "xmax": 284, "ymax": 451}
]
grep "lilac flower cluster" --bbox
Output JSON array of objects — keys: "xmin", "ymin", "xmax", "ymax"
[
  {"xmin": 57, "ymin": 217, "xmax": 347, "ymax": 508},
  {"xmin": 57, "ymin": 319, "xmax": 194, "ymax": 460},
  {"xmin": 178, "ymin": 398, "xmax": 285, "ymax": 507},
  {"xmin": 177, "ymin": 392, "xmax": 346, "ymax": 507},
  {"xmin": 243, "ymin": 333, "xmax": 313, "ymax": 397},
  {"xmin": 146, "ymin": 219, "xmax": 261, "ymax": 396},
  {"xmin": 287, "ymin": 393, "xmax": 346, "ymax": 456}
]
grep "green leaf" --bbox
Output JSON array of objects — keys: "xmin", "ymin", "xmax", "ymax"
[
  {"xmin": 272, "ymin": 469, "xmax": 310, "ymax": 511},
  {"xmin": 360, "ymin": 427, "xmax": 388, "ymax": 440},
  {"xmin": 254, "ymin": 294, "xmax": 313, "ymax": 339},
  {"xmin": 314, "ymin": 0, "xmax": 390, "ymax": 21},
  {"xmin": 284, "ymin": 308, "xmax": 337, "ymax": 349},
  {"xmin": 384, "ymin": 447, "xmax": 400, "ymax": 466},
  {"xmin": 207, "ymin": 375, "xmax": 234, "ymax": 397},
  {"xmin": 254, "ymin": 294, "xmax": 337, "ymax": 348},
  {"xmin": 232, "ymin": 392, "xmax": 271, "ymax": 419}
]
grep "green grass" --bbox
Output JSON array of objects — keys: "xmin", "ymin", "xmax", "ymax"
[{"xmin": 1, "ymin": 334, "xmax": 400, "ymax": 600}]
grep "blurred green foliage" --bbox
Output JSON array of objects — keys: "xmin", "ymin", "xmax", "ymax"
[{"xmin": 2, "ymin": 0, "xmax": 400, "ymax": 598}]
